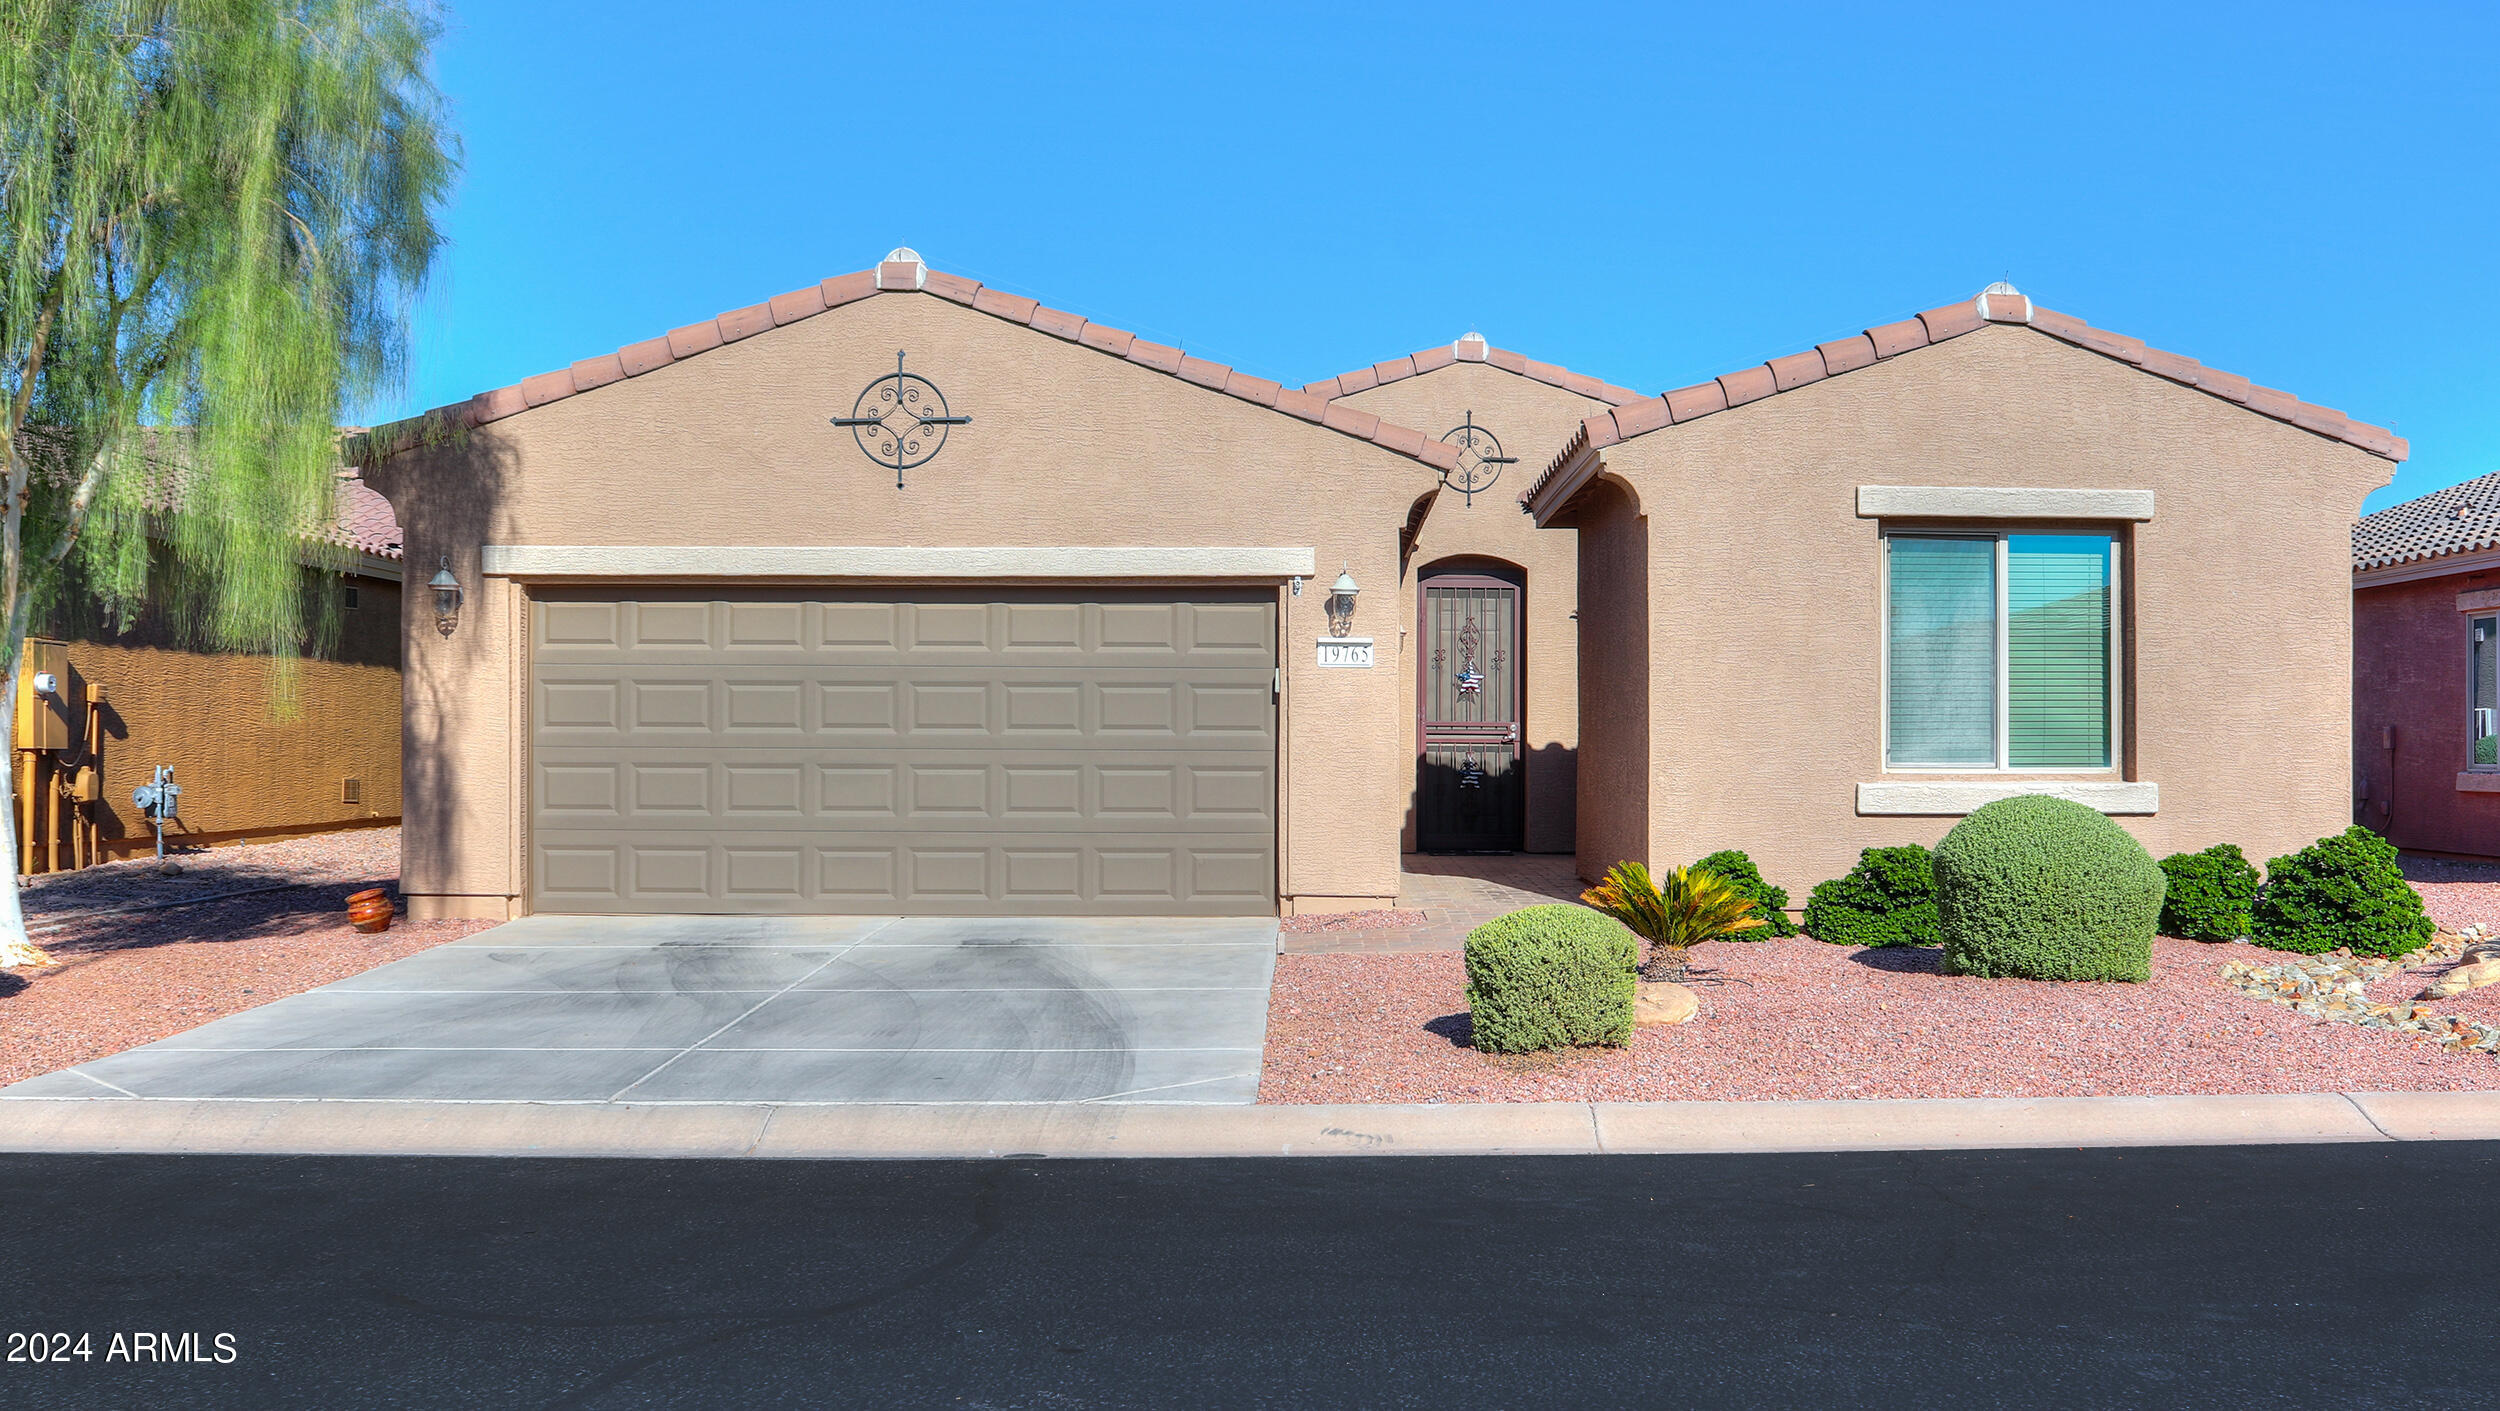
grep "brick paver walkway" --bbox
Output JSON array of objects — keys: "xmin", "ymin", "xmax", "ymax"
[{"xmin": 1280, "ymin": 854, "xmax": 1586, "ymax": 954}]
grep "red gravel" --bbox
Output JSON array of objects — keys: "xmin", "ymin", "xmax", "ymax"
[
  {"xmin": 0, "ymin": 827, "xmax": 492, "ymax": 1088},
  {"xmin": 2366, "ymin": 955, "xmax": 2500, "ymax": 1024},
  {"xmin": 1281, "ymin": 909, "xmax": 1430, "ymax": 935},
  {"xmin": 1261, "ymin": 932, "xmax": 2500, "ymax": 1106}
]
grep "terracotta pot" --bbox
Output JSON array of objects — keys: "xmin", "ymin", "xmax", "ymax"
[{"xmin": 346, "ymin": 888, "xmax": 393, "ymax": 934}]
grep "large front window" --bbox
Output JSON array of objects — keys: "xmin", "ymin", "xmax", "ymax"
[{"xmin": 1885, "ymin": 532, "xmax": 2118, "ymax": 770}]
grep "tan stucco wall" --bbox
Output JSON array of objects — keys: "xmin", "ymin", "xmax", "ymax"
[
  {"xmin": 1557, "ymin": 474, "xmax": 1648, "ymax": 876},
  {"xmin": 1579, "ymin": 324, "xmax": 2389, "ymax": 901},
  {"xmin": 40, "ymin": 574, "xmax": 403, "ymax": 853},
  {"xmin": 1337, "ymin": 362, "xmax": 1606, "ymax": 853},
  {"xmin": 367, "ymin": 292, "xmax": 1447, "ymax": 918}
]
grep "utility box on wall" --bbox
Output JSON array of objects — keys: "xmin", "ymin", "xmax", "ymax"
[{"xmin": 12, "ymin": 638, "xmax": 70, "ymax": 751}]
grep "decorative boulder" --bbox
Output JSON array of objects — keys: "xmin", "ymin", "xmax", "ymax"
[{"xmin": 1933, "ymin": 794, "xmax": 2167, "ymax": 982}]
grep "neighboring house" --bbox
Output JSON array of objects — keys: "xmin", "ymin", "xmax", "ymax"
[
  {"xmin": 1524, "ymin": 284, "xmax": 2404, "ymax": 897},
  {"xmin": 14, "ymin": 472, "xmax": 405, "ymax": 872},
  {"xmin": 348, "ymin": 251, "xmax": 2399, "ymax": 920},
  {"xmin": 2352, "ymin": 470, "xmax": 2500, "ymax": 859}
]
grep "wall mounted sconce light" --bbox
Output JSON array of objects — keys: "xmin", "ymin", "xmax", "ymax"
[
  {"xmin": 428, "ymin": 555, "xmax": 464, "ymax": 637},
  {"xmin": 1324, "ymin": 564, "xmax": 1360, "ymax": 637}
]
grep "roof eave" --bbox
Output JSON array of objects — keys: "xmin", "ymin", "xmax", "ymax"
[
  {"xmin": 348, "ymin": 260, "xmax": 1461, "ymax": 479},
  {"xmin": 1512, "ymin": 290, "xmax": 2406, "ymax": 510}
]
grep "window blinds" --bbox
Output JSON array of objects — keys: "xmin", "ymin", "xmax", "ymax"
[
  {"xmin": 1886, "ymin": 537, "xmax": 1997, "ymax": 766},
  {"xmin": 2007, "ymin": 535, "xmax": 2113, "ymax": 768}
]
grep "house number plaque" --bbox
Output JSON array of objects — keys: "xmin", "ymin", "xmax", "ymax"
[{"xmin": 1315, "ymin": 637, "xmax": 1375, "ymax": 668}]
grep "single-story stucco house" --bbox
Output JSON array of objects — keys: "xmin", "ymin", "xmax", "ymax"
[
  {"xmin": 1525, "ymin": 284, "xmax": 2404, "ymax": 893},
  {"xmin": 2352, "ymin": 469, "xmax": 2500, "ymax": 859},
  {"xmin": 349, "ymin": 251, "xmax": 2402, "ymax": 920}
]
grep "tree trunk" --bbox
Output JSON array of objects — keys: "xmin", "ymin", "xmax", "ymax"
[{"xmin": 1644, "ymin": 945, "xmax": 1689, "ymax": 984}]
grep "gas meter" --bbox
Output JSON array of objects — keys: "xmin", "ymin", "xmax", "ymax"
[{"xmin": 132, "ymin": 765, "xmax": 180, "ymax": 863}]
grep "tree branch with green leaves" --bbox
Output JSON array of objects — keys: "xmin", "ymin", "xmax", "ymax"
[{"xmin": 0, "ymin": 0, "xmax": 456, "ymax": 967}]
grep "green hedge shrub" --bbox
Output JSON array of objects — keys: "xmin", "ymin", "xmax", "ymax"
[
  {"xmin": 1803, "ymin": 845, "xmax": 1939, "ymax": 949},
  {"xmin": 2157, "ymin": 844, "xmax": 2260, "ymax": 942},
  {"xmin": 1932, "ymin": 795, "xmax": 2165, "ymax": 982},
  {"xmin": 1693, "ymin": 850, "xmax": 1796, "ymax": 938},
  {"xmin": 2249, "ymin": 826, "xmax": 2435, "ymax": 958},
  {"xmin": 1462, "ymin": 904, "xmax": 1638, "ymax": 1053}
]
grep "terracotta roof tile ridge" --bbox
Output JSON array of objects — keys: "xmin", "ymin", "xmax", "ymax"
[
  {"xmin": 346, "ymin": 248, "xmax": 1460, "ymax": 477},
  {"xmin": 1302, "ymin": 330, "xmax": 1644, "ymax": 407},
  {"xmin": 1522, "ymin": 285, "xmax": 2407, "ymax": 514},
  {"xmin": 2352, "ymin": 467, "xmax": 2500, "ymax": 571}
]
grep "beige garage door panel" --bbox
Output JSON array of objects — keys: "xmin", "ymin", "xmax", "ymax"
[{"xmin": 529, "ymin": 587, "xmax": 1278, "ymax": 916}]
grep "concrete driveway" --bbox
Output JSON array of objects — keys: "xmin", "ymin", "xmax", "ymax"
[{"xmin": 4, "ymin": 915, "xmax": 1277, "ymax": 1105}]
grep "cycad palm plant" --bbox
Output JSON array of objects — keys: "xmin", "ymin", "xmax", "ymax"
[{"xmin": 1581, "ymin": 861, "xmax": 1767, "ymax": 981}]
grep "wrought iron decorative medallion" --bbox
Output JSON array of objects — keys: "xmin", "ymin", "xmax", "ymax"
[
  {"xmin": 1438, "ymin": 410, "xmax": 1518, "ymax": 507},
  {"xmin": 831, "ymin": 350, "xmax": 972, "ymax": 489},
  {"xmin": 1454, "ymin": 615, "xmax": 1485, "ymax": 696}
]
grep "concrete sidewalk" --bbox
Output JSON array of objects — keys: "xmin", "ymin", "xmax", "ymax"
[{"xmin": 5, "ymin": 1089, "xmax": 2498, "ymax": 1160}]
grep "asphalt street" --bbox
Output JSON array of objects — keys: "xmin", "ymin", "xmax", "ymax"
[{"xmin": 2, "ymin": 1141, "xmax": 2489, "ymax": 1409}]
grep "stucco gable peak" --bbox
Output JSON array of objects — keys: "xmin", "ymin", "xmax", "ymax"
[
  {"xmin": 1520, "ymin": 284, "xmax": 2408, "ymax": 523},
  {"xmin": 344, "ymin": 252, "xmax": 1460, "ymax": 477},
  {"xmin": 1302, "ymin": 335, "xmax": 1644, "ymax": 408}
]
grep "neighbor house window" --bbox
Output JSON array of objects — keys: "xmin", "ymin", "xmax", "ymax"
[
  {"xmin": 1885, "ymin": 532, "xmax": 2118, "ymax": 770},
  {"xmin": 2473, "ymin": 615, "xmax": 2497, "ymax": 767}
]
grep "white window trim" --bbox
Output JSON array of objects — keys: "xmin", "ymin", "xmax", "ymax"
[
  {"xmin": 1879, "ymin": 529, "xmax": 2124, "ymax": 776},
  {"xmin": 2469, "ymin": 612, "xmax": 2500, "ymax": 774},
  {"xmin": 1855, "ymin": 486, "xmax": 2155, "ymax": 520},
  {"xmin": 1859, "ymin": 780, "xmax": 2158, "ymax": 815},
  {"xmin": 477, "ymin": 545, "xmax": 1317, "ymax": 579}
]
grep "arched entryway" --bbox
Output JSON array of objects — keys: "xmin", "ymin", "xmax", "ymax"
[{"xmin": 1415, "ymin": 557, "xmax": 1525, "ymax": 852}]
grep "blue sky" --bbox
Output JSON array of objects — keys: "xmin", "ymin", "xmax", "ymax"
[{"xmin": 394, "ymin": 1, "xmax": 2498, "ymax": 511}]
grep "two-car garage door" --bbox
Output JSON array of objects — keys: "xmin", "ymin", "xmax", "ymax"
[{"xmin": 529, "ymin": 586, "xmax": 1278, "ymax": 916}]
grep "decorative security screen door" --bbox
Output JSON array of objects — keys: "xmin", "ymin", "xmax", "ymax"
[{"xmin": 1417, "ymin": 576, "xmax": 1522, "ymax": 851}]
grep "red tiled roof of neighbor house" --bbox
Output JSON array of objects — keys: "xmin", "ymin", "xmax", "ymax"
[
  {"xmin": 1303, "ymin": 333, "xmax": 1645, "ymax": 407},
  {"xmin": 345, "ymin": 250, "xmax": 1463, "ymax": 477},
  {"xmin": 1522, "ymin": 285, "xmax": 2410, "ymax": 516},
  {"xmin": 2352, "ymin": 468, "xmax": 2500, "ymax": 572},
  {"xmin": 23, "ymin": 426, "xmax": 404, "ymax": 563},
  {"xmin": 328, "ymin": 476, "xmax": 403, "ymax": 560}
]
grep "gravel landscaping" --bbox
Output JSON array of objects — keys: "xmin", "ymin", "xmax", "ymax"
[
  {"xmin": 1260, "ymin": 874, "xmax": 2500, "ymax": 1105},
  {"xmin": 0, "ymin": 826, "xmax": 493, "ymax": 1088}
]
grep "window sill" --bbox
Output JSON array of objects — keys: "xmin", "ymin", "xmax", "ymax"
[
  {"xmin": 2458, "ymin": 773, "xmax": 2500, "ymax": 794},
  {"xmin": 1856, "ymin": 780, "xmax": 2159, "ymax": 816}
]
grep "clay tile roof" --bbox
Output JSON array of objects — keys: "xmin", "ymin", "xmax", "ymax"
[
  {"xmin": 328, "ymin": 476, "xmax": 405, "ymax": 560},
  {"xmin": 2353, "ymin": 469, "xmax": 2500, "ymax": 572},
  {"xmin": 1303, "ymin": 334, "xmax": 1644, "ymax": 407},
  {"xmin": 344, "ymin": 251, "xmax": 1452, "ymax": 477},
  {"xmin": 26, "ymin": 426, "xmax": 406, "ymax": 562},
  {"xmin": 1522, "ymin": 285, "xmax": 2407, "ymax": 517}
]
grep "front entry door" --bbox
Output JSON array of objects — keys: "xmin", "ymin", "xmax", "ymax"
[{"xmin": 1416, "ymin": 575, "xmax": 1523, "ymax": 851}]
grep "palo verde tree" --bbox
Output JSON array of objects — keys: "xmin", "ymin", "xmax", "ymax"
[{"xmin": 0, "ymin": 0, "xmax": 455, "ymax": 967}]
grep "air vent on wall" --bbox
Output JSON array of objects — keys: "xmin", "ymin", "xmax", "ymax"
[
  {"xmin": 342, "ymin": 777, "xmax": 362, "ymax": 805},
  {"xmin": 344, "ymin": 584, "xmax": 360, "ymax": 610}
]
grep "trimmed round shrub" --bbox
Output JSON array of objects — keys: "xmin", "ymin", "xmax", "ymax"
[
  {"xmin": 1933, "ymin": 795, "xmax": 2165, "ymax": 982},
  {"xmin": 1462, "ymin": 904, "xmax": 1639, "ymax": 1054},
  {"xmin": 2249, "ymin": 826, "xmax": 2435, "ymax": 958},
  {"xmin": 2157, "ymin": 844, "xmax": 2259, "ymax": 942},
  {"xmin": 1694, "ymin": 849, "xmax": 1796, "ymax": 939},
  {"xmin": 1803, "ymin": 845, "xmax": 1939, "ymax": 949}
]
